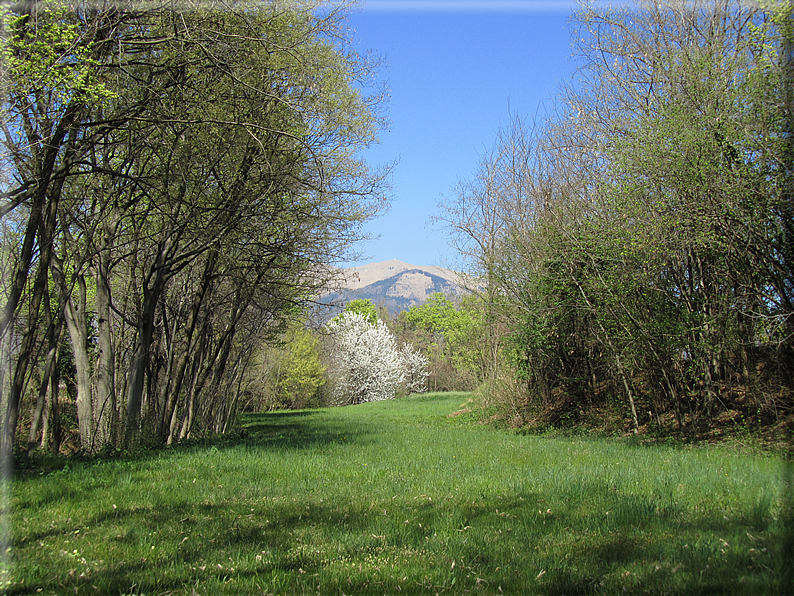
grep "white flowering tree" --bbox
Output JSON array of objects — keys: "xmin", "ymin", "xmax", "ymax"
[
  {"xmin": 326, "ymin": 312, "xmax": 427, "ymax": 404},
  {"xmin": 400, "ymin": 344, "xmax": 430, "ymax": 395}
]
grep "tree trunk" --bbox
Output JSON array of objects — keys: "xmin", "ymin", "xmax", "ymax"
[
  {"xmin": 45, "ymin": 365, "xmax": 62, "ymax": 454},
  {"xmin": 125, "ymin": 266, "xmax": 166, "ymax": 447},
  {"xmin": 61, "ymin": 274, "xmax": 96, "ymax": 452},
  {"xmin": 93, "ymin": 216, "xmax": 119, "ymax": 448},
  {"xmin": 0, "ymin": 101, "xmax": 82, "ymax": 340},
  {"xmin": 177, "ymin": 329, "xmax": 211, "ymax": 442},
  {"xmin": 572, "ymin": 276, "xmax": 640, "ymax": 434},
  {"xmin": 615, "ymin": 353, "xmax": 639, "ymax": 434},
  {"xmin": 27, "ymin": 281, "xmax": 64, "ymax": 456},
  {"xmin": 3, "ymin": 173, "xmax": 62, "ymax": 454},
  {"xmin": 125, "ymin": 315, "xmax": 156, "ymax": 446},
  {"xmin": 160, "ymin": 250, "xmax": 217, "ymax": 442},
  {"xmin": 0, "ymin": 196, "xmax": 43, "ymax": 340}
]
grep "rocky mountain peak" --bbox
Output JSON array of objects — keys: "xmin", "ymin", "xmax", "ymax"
[{"xmin": 320, "ymin": 259, "xmax": 463, "ymax": 316}]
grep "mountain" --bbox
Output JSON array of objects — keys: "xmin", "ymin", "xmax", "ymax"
[{"xmin": 319, "ymin": 259, "xmax": 463, "ymax": 316}]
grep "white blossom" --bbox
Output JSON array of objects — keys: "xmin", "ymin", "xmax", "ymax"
[
  {"xmin": 325, "ymin": 312, "xmax": 406, "ymax": 404},
  {"xmin": 400, "ymin": 344, "xmax": 430, "ymax": 395}
]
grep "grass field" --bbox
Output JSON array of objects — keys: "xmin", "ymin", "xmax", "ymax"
[{"xmin": 4, "ymin": 392, "xmax": 790, "ymax": 595}]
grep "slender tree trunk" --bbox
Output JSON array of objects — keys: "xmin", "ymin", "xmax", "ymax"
[
  {"xmin": 61, "ymin": 273, "xmax": 96, "ymax": 451},
  {"xmin": 4, "ymin": 262, "xmax": 45, "ymax": 453},
  {"xmin": 125, "ymin": 316, "xmax": 156, "ymax": 446},
  {"xmin": 3, "ymin": 174, "xmax": 62, "ymax": 454},
  {"xmin": 0, "ymin": 102, "xmax": 82, "ymax": 340},
  {"xmin": 125, "ymin": 269, "xmax": 166, "ymax": 447},
  {"xmin": 39, "ymin": 381, "xmax": 51, "ymax": 450},
  {"xmin": 154, "ymin": 298, "xmax": 177, "ymax": 440},
  {"xmin": 0, "ymin": 196, "xmax": 43, "ymax": 340},
  {"xmin": 44, "ymin": 364, "xmax": 62, "ymax": 454},
  {"xmin": 178, "ymin": 329, "xmax": 210, "ymax": 442},
  {"xmin": 27, "ymin": 280, "xmax": 64, "ymax": 456},
  {"xmin": 160, "ymin": 250, "xmax": 217, "ymax": 441},
  {"xmin": 572, "ymin": 277, "xmax": 640, "ymax": 434},
  {"xmin": 616, "ymin": 353, "xmax": 639, "ymax": 434},
  {"xmin": 93, "ymin": 217, "xmax": 118, "ymax": 448}
]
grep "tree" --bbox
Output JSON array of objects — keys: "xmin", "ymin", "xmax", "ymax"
[
  {"xmin": 400, "ymin": 343, "xmax": 430, "ymax": 395},
  {"xmin": 253, "ymin": 321, "xmax": 326, "ymax": 411},
  {"xmin": 1, "ymin": 0, "xmax": 390, "ymax": 453},
  {"xmin": 337, "ymin": 299, "xmax": 380, "ymax": 324},
  {"xmin": 434, "ymin": 112, "xmax": 545, "ymax": 396},
  {"xmin": 325, "ymin": 312, "xmax": 406, "ymax": 405},
  {"xmin": 401, "ymin": 292, "xmax": 487, "ymax": 390},
  {"xmin": 564, "ymin": 0, "xmax": 794, "ymax": 428},
  {"xmin": 0, "ymin": 0, "xmax": 129, "ymax": 455},
  {"xmin": 278, "ymin": 329, "xmax": 326, "ymax": 410},
  {"xmin": 440, "ymin": 0, "xmax": 793, "ymax": 434}
]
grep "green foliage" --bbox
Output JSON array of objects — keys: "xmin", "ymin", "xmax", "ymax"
[
  {"xmin": 8, "ymin": 394, "xmax": 787, "ymax": 594},
  {"xmin": 249, "ymin": 320, "xmax": 326, "ymax": 411},
  {"xmin": 401, "ymin": 293, "xmax": 487, "ymax": 389},
  {"xmin": 0, "ymin": 0, "xmax": 116, "ymax": 104},
  {"xmin": 274, "ymin": 325, "xmax": 326, "ymax": 410},
  {"xmin": 446, "ymin": 0, "xmax": 794, "ymax": 436},
  {"xmin": 404, "ymin": 292, "xmax": 459, "ymax": 332},
  {"xmin": 337, "ymin": 298, "xmax": 380, "ymax": 324},
  {"xmin": 1, "ymin": 0, "xmax": 390, "ymax": 451}
]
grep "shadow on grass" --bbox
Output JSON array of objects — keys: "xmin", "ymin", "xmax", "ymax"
[
  {"xmin": 7, "ymin": 484, "xmax": 788, "ymax": 595},
  {"xmin": 236, "ymin": 409, "xmax": 380, "ymax": 451},
  {"xmin": 15, "ymin": 408, "xmax": 375, "ymax": 479},
  {"xmin": 8, "ymin": 406, "xmax": 792, "ymax": 595}
]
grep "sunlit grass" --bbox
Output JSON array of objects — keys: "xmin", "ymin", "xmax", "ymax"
[{"xmin": 6, "ymin": 392, "xmax": 789, "ymax": 594}]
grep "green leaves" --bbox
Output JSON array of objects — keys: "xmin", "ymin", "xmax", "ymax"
[
  {"xmin": 440, "ymin": 0, "xmax": 793, "ymax": 434},
  {"xmin": 1, "ymin": 0, "xmax": 391, "ymax": 451},
  {"xmin": 336, "ymin": 299, "xmax": 380, "ymax": 325},
  {"xmin": 276, "ymin": 325, "xmax": 326, "ymax": 409},
  {"xmin": 403, "ymin": 293, "xmax": 488, "ymax": 384},
  {"xmin": 1, "ymin": 1, "xmax": 115, "ymax": 105}
]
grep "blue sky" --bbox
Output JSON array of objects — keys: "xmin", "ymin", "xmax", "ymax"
[{"xmin": 343, "ymin": 0, "xmax": 581, "ymax": 269}]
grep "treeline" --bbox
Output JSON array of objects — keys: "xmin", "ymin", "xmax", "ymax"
[
  {"xmin": 248, "ymin": 295, "xmax": 487, "ymax": 411},
  {"xmin": 438, "ymin": 0, "xmax": 793, "ymax": 436},
  {"xmin": 5, "ymin": 0, "xmax": 792, "ymax": 456},
  {"xmin": 0, "ymin": 0, "xmax": 389, "ymax": 456}
]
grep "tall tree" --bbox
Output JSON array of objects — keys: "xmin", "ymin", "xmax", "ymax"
[
  {"xmin": 1, "ymin": 0, "xmax": 390, "ymax": 453},
  {"xmin": 442, "ymin": 0, "xmax": 793, "ymax": 433}
]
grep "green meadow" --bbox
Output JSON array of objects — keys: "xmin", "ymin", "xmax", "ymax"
[{"xmin": 5, "ymin": 393, "xmax": 789, "ymax": 595}]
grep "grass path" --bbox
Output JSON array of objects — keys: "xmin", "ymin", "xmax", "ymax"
[{"xmin": 6, "ymin": 392, "xmax": 789, "ymax": 594}]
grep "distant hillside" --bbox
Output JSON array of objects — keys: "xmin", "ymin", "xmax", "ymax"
[{"xmin": 319, "ymin": 259, "xmax": 463, "ymax": 316}]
